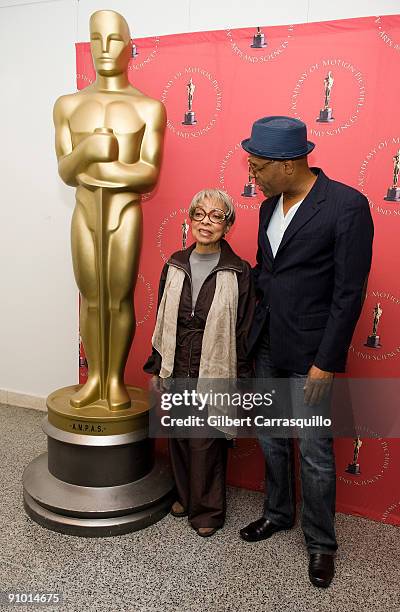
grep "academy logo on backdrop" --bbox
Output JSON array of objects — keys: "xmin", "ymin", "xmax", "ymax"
[
  {"xmin": 128, "ymin": 37, "xmax": 161, "ymax": 72},
  {"xmin": 219, "ymin": 143, "xmax": 263, "ymax": 213},
  {"xmin": 78, "ymin": 335, "xmax": 88, "ymax": 382},
  {"xmin": 382, "ymin": 500, "xmax": 400, "ymax": 525},
  {"xmin": 156, "ymin": 207, "xmax": 192, "ymax": 262},
  {"xmin": 161, "ymin": 67, "xmax": 222, "ymax": 139},
  {"xmin": 141, "ymin": 191, "xmax": 155, "ymax": 203},
  {"xmin": 337, "ymin": 431, "xmax": 390, "ymax": 487},
  {"xmin": 358, "ymin": 136, "xmax": 400, "ymax": 217},
  {"xmin": 225, "ymin": 24, "xmax": 294, "ymax": 64},
  {"xmin": 349, "ymin": 289, "xmax": 400, "ymax": 363},
  {"xmin": 134, "ymin": 274, "xmax": 155, "ymax": 327},
  {"xmin": 374, "ymin": 16, "xmax": 400, "ymax": 53},
  {"xmin": 76, "ymin": 73, "xmax": 93, "ymax": 87},
  {"xmin": 290, "ymin": 59, "xmax": 366, "ymax": 137}
]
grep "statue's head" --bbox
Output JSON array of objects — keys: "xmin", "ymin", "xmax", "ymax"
[{"xmin": 89, "ymin": 10, "xmax": 131, "ymax": 77}]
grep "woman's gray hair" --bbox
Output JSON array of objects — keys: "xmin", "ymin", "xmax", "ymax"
[{"xmin": 188, "ymin": 189, "xmax": 236, "ymax": 225}]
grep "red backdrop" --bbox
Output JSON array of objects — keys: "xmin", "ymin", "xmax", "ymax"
[{"xmin": 76, "ymin": 14, "xmax": 400, "ymax": 525}]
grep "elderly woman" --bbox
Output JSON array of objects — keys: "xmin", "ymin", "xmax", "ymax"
[{"xmin": 144, "ymin": 189, "xmax": 255, "ymax": 537}]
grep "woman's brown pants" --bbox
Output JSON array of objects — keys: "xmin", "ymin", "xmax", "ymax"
[{"xmin": 169, "ymin": 437, "xmax": 228, "ymax": 529}]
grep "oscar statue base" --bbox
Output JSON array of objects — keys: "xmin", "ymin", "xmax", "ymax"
[
  {"xmin": 346, "ymin": 463, "xmax": 361, "ymax": 475},
  {"xmin": 182, "ymin": 111, "xmax": 197, "ymax": 125},
  {"xmin": 365, "ymin": 335, "xmax": 381, "ymax": 349},
  {"xmin": 251, "ymin": 34, "xmax": 267, "ymax": 48},
  {"xmin": 242, "ymin": 183, "xmax": 257, "ymax": 197},
  {"xmin": 22, "ymin": 385, "xmax": 174, "ymax": 537},
  {"xmin": 317, "ymin": 108, "xmax": 334, "ymax": 123},
  {"xmin": 384, "ymin": 187, "xmax": 400, "ymax": 202}
]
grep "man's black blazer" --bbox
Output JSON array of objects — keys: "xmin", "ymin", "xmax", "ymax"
[{"xmin": 249, "ymin": 168, "xmax": 374, "ymax": 374}]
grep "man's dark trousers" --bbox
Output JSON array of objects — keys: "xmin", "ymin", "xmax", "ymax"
[
  {"xmin": 255, "ymin": 329, "xmax": 337, "ymax": 555},
  {"xmin": 249, "ymin": 168, "xmax": 374, "ymax": 554}
]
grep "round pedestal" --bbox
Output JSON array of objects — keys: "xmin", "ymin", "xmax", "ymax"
[
  {"xmin": 23, "ymin": 452, "xmax": 174, "ymax": 537},
  {"xmin": 22, "ymin": 386, "xmax": 174, "ymax": 537}
]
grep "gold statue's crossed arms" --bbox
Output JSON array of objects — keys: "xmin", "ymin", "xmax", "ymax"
[{"xmin": 53, "ymin": 94, "xmax": 166, "ymax": 192}]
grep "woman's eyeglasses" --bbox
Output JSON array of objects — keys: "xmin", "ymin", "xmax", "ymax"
[{"xmin": 190, "ymin": 207, "xmax": 227, "ymax": 224}]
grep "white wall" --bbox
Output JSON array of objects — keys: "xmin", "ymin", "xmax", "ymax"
[
  {"xmin": 0, "ymin": 0, "xmax": 78, "ymax": 400},
  {"xmin": 0, "ymin": 0, "xmax": 398, "ymax": 400}
]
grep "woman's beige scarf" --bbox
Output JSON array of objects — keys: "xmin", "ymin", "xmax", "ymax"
[{"xmin": 152, "ymin": 265, "xmax": 239, "ymax": 379}]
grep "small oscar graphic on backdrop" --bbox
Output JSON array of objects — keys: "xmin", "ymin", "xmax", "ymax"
[
  {"xmin": 131, "ymin": 39, "xmax": 138, "ymax": 58},
  {"xmin": 317, "ymin": 71, "xmax": 335, "ymax": 123},
  {"xmin": 242, "ymin": 168, "xmax": 257, "ymax": 197},
  {"xmin": 384, "ymin": 149, "xmax": 400, "ymax": 202},
  {"xmin": 251, "ymin": 26, "xmax": 267, "ymax": 48},
  {"xmin": 182, "ymin": 78, "xmax": 197, "ymax": 125},
  {"xmin": 181, "ymin": 218, "xmax": 189, "ymax": 250},
  {"xmin": 365, "ymin": 302, "xmax": 383, "ymax": 349},
  {"xmin": 345, "ymin": 437, "xmax": 363, "ymax": 475}
]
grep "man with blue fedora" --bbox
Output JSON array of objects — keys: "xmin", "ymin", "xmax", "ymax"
[{"xmin": 239, "ymin": 116, "xmax": 374, "ymax": 588}]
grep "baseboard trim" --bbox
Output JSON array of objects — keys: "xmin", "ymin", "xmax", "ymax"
[{"xmin": 0, "ymin": 389, "xmax": 47, "ymax": 412}]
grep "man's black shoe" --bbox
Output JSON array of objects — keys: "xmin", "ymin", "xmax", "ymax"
[
  {"xmin": 239, "ymin": 517, "xmax": 292, "ymax": 542},
  {"xmin": 308, "ymin": 553, "xmax": 335, "ymax": 588}
]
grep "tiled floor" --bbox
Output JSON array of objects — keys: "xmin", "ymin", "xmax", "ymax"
[{"xmin": 0, "ymin": 403, "xmax": 399, "ymax": 612}]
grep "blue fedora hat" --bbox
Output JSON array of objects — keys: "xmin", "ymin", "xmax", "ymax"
[{"xmin": 241, "ymin": 116, "xmax": 315, "ymax": 159}]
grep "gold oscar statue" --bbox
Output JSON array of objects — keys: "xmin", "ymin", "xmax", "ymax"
[
  {"xmin": 23, "ymin": 10, "xmax": 173, "ymax": 537},
  {"xmin": 54, "ymin": 10, "xmax": 166, "ymax": 411}
]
